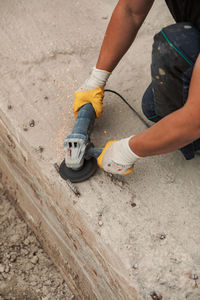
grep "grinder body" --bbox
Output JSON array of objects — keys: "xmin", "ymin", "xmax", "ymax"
[{"xmin": 59, "ymin": 104, "xmax": 102, "ymax": 182}]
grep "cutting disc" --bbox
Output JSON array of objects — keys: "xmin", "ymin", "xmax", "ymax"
[{"xmin": 59, "ymin": 158, "xmax": 98, "ymax": 183}]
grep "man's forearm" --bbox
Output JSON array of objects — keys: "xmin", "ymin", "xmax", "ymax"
[
  {"xmin": 130, "ymin": 54, "xmax": 200, "ymax": 157},
  {"xmin": 96, "ymin": 1, "xmax": 153, "ymax": 72},
  {"xmin": 130, "ymin": 106, "xmax": 200, "ymax": 157}
]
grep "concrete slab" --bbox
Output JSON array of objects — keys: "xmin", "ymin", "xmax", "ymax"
[{"xmin": 0, "ymin": 0, "xmax": 200, "ymax": 299}]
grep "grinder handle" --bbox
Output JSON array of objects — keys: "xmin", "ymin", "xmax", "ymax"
[{"xmin": 87, "ymin": 147, "xmax": 102, "ymax": 158}]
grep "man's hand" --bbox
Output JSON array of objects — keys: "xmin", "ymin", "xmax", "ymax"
[
  {"xmin": 73, "ymin": 67, "xmax": 110, "ymax": 118},
  {"xmin": 97, "ymin": 137, "xmax": 139, "ymax": 175}
]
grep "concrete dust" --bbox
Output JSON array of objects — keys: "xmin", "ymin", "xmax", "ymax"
[{"xmin": 0, "ymin": 183, "xmax": 74, "ymax": 300}]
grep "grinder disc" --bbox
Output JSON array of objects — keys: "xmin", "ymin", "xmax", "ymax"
[{"xmin": 59, "ymin": 158, "xmax": 98, "ymax": 183}]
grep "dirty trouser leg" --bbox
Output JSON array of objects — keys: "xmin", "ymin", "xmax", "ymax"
[
  {"xmin": 142, "ymin": 83, "xmax": 162, "ymax": 123},
  {"xmin": 142, "ymin": 22, "xmax": 200, "ymax": 160}
]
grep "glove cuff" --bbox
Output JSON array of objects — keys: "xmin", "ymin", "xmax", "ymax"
[
  {"xmin": 77, "ymin": 67, "xmax": 111, "ymax": 92},
  {"xmin": 90, "ymin": 66, "xmax": 111, "ymax": 86},
  {"xmin": 122, "ymin": 136, "xmax": 140, "ymax": 164}
]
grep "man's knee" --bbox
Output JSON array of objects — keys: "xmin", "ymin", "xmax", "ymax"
[
  {"xmin": 153, "ymin": 22, "xmax": 200, "ymax": 67},
  {"xmin": 151, "ymin": 22, "xmax": 200, "ymax": 117}
]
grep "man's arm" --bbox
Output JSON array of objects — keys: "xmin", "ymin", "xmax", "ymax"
[
  {"xmin": 98, "ymin": 55, "xmax": 200, "ymax": 175},
  {"xmin": 96, "ymin": 0, "xmax": 155, "ymax": 72},
  {"xmin": 130, "ymin": 54, "xmax": 200, "ymax": 157},
  {"xmin": 73, "ymin": 0, "xmax": 154, "ymax": 120}
]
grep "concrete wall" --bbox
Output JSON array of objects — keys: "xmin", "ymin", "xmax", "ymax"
[{"xmin": 0, "ymin": 107, "xmax": 139, "ymax": 299}]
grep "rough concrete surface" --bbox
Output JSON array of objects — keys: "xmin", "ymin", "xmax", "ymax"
[
  {"xmin": 0, "ymin": 184, "xmax": 74, "ymax": 300},
  {"xmin": 0, "ymin": 0, "xmax": 200, "ymax": 299}
]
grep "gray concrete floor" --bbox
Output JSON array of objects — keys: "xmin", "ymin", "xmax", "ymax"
[{"xmin": 0, "ymin": 0, "xmax": 200, "ymax": 299}]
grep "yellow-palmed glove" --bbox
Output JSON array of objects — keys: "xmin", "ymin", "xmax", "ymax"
[
  {"xmin": 73, "ymin": 67, "xmax": 111, "ymax": 119},
  {"xmin": 97, "ymin": 137, "xmax": 140, "ymax": 175}
]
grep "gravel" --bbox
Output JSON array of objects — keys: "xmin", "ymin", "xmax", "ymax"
[{"xmin": 0, "ymin": 185, "xmax": 75, "ymax": 300}]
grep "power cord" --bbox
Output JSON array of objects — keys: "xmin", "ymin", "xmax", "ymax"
[{"xmin": 104, "ymin": 89, "xmax": 150, "ymax": 128}]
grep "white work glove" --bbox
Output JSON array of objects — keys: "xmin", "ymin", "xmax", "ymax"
[
  {"xmin": 73, "ymin": 67, "xmax": 111, "ymax": 118},
  {"xmin": 97, "ymin": 137, "xmax": 140, "ymax": 175}
]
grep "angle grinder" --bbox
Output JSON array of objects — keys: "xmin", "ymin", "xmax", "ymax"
[{"xmin": 59, "ymin": 103, "xmax": 102, "ymax": 183}]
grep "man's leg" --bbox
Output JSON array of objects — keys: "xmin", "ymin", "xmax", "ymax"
[
  {"xmin": 142, "ymin": 84, "xmax": 162, "ymax": 123},
  {"xmin": 142, "ymin": 22, "xmax": 200, "ymax": 160}
]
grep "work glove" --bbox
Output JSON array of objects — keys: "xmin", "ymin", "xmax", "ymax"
[
  {"xmin": 73, "ymin": 67, "xmax": 111, "ymax": 118},
  {"xmin": 97, "ymin": 137, "xmax": 140, "ymax": 175}
]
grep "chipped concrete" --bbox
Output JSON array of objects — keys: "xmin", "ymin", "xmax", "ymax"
[{"xmin": 0, "ymin": 0, "xmax": 200, "ymax": 299}]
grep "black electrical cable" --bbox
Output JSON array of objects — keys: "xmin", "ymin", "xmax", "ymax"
[{"xmin": 104, "ymin": 89, "xmax": 150, "ymax": 128}]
